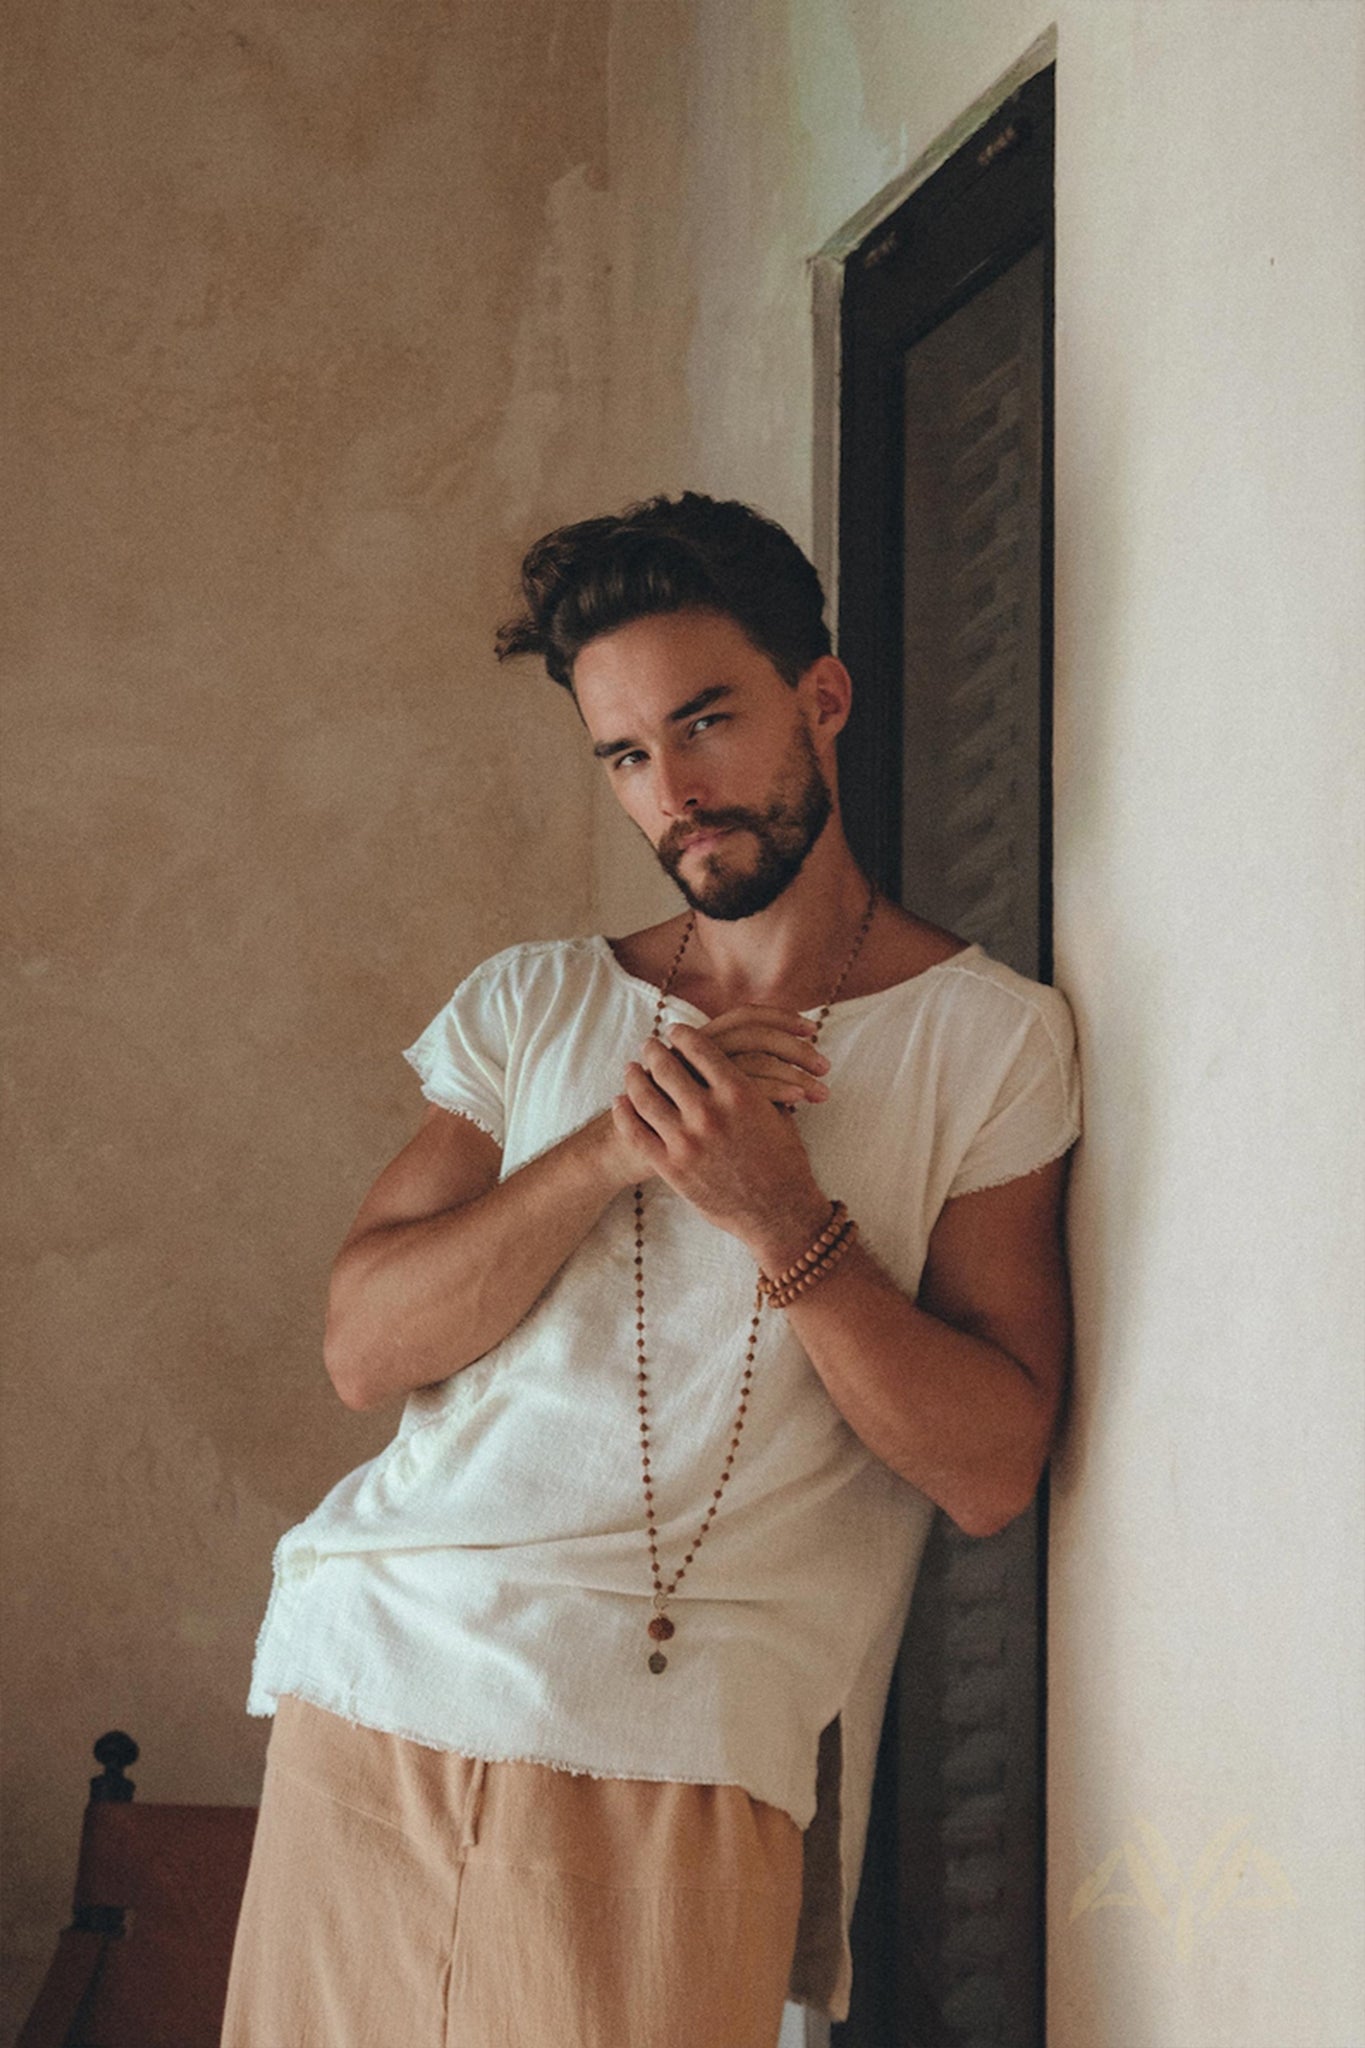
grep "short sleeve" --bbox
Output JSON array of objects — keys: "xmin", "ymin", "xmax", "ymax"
[
  {"xmin": 401, "ymin": 959, "xmax": 510, "ymax": 1146},
  {"xmin": 946, "ymin": 985, "xmax": 1081, "ymax": 1199}
]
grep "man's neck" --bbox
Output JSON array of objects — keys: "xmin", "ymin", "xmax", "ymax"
[{"xmin": 668, "ymin": 824, "xmax": 873, "ymax": 1015}]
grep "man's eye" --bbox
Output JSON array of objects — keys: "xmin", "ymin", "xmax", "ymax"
[
  {"xmin": 690, "ymin": 714, "xmax": 727, "ymax": 736},
  {"xmin": 612, "ymin": 749, "xmax": 647, "ymax": 771}
]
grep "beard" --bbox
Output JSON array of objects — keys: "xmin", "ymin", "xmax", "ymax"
[{"xmin": 652, "ymin": 719, "xmax": 833, "ymax": 921}]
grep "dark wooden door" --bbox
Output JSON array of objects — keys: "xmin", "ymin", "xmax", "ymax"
[{"xmin": 833, "ymin": 65, "xmax": 1055, "ymax": 2048}]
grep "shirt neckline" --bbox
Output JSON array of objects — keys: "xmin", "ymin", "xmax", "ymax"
[{"xmin": 590, "ymin": 931, "xmax": 983, "ymax": 1024}]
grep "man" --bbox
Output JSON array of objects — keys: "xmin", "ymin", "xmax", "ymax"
[{"xmin": 225, "ymin": 493, "xmax": 1079, "ymax": 2047}]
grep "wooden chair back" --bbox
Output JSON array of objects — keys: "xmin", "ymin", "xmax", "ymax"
[{"xmin": 17, "ymin": 1732, "xmax": 257, "ymax": 2048}]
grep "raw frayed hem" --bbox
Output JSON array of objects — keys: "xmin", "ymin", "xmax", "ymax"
[
  {"xmin": 253, "ymin": 1685, "xmax": 788, "ymax": 1798},
  {"xmin": 948, "ymin": 1125, "xmax": 1079, "ymax": 1198}
]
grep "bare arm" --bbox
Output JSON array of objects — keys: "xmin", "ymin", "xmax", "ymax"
[
  {"xmin": 323, "ymin": 1006, "xmax": 831, "ymax": 1412},
  {"xmin": 745, "ymin": 1157, "xmax": 1072, "ymax": 1537},
  {"xmin": 617, "ymin": 1023, "xmax": 1073, "ymax": 1537},
  {"xmin": 323, "ymin": 1106, "xmax": 629, "ymax": 1411}
]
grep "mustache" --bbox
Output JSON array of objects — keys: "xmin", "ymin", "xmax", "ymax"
[{"xmin": 657, "ymin": 809, "xmax": 768, "ymax": 861}]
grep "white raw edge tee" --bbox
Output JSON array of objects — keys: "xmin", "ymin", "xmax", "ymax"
[{"xmin": 247, "ymin": 933, "xmax": 1081, "ymax": 2018}]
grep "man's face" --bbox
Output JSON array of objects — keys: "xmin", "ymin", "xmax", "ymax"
[{"xmin": 572, "ymin": 609, "xmax": 834, "ymax": 921}]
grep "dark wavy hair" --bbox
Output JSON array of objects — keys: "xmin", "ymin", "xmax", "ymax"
[{"xmin": 494, "ymin": 491, "xmax": 832, "ymax": 691}]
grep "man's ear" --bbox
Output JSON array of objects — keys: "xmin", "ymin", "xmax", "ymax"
[{"xmin": 800, "ymin": 655, "xmax": 853, "ymax": 740}]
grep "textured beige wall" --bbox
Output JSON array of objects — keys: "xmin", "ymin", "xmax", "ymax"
[{"xmin": 2, "ymin": 1, "xmax": 611, "ymax": 2029}]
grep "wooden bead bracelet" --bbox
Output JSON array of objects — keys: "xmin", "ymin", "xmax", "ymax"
[{"xmin": 759, "ymin": 1200, "xmax": 859, "ymax": 1308}]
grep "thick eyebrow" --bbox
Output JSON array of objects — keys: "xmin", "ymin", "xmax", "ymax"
[{"xmin": 591, "ymin": 684, "xmax": 735, "ymax": 761}]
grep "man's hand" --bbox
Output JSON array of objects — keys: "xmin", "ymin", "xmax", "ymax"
[
  {"xmin": 594, "ymin": 1006, "xmax": 830, "ymax": 1194},
  {"xmin": 696, "ymin": 1005, "xmax": 829, "ymax": 1107},
  {"xmin": 611, "ymin": 1021, "xmax": 829, "ymax": 1257}
]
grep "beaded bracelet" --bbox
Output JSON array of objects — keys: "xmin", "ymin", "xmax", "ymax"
[
  {"xmin": 759, "ymin": 1200, "xmax": 860, "ymax": 1308},
  {"xmin": 766, "ymin": 1200, "xmax": 848, "ymax": 1287},
  {"xmin": 763, "ymin": 1221, "xmax": 859, "ymax": 1307}
]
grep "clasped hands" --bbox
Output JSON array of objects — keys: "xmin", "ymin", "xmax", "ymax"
[{"xmin": 607, "ymin": 1006, "xmax": 833, "ymax": 1259}]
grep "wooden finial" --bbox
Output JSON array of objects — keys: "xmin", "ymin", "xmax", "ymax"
[{"xmin": 90, "ymin": 1731, "xmax": 138, "ymax": 1804}]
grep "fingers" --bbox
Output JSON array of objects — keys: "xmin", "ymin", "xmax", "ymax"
[
  {"xmin": 698, "ymin": 1008, "xmax": 828, "ymax": 1073},
  {"xmin": 628, "ymin": 1023, "xmax": 830, "ymax": 1133},
  {"xmin": 636, "ymin": 1046, "xmax": 812, "ymax": 1113},
  {"xmin": 730, "ymin": 1054, "xmax": 829, "ymax": 1103},
  {"xmin": 655, "ymin": 1024, "xmax": 743, "ymax": 1097},
  {"xmin": 752, "ymin": 1076, "xmax": 821, "ymax": 1108},
  {"xmin": 624, "ymin": 1048, "xmax": 687, "ymax": 1125},
  {"xmin": 706, "ymin": 1026, "xmax": 831, "ymax": 1080},
  {"xmin": 611, "ymin": 1092, "xmax": 667, "ymax": 1168},
  {"xmin": 682, "ymin": 1017, "xmax": 830, "ymax": 1107},
  {"xmin": 701, "ymin": 1004, "xmax": 819, "ymax": 1037}
]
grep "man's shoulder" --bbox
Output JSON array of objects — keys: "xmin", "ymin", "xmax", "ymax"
[
  {"xmin": 929, "ymin": 943, "xmax": 1069, "ymax": 1010},
  {"xmin": 457, "ymin": 932, "xmax": 607, "ymax": 987},
  {"xmin": 428, "ymin": 933, "xmax": 621, "ymax": 1025},
  {"xmin": 915, "ymin": 945, "xmax": 1079, "ymax": 1075}
]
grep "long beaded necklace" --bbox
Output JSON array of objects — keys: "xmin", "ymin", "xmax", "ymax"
[{"xmin": 632, "ymin": 879, "xmax": 878, "ymax": 1674}]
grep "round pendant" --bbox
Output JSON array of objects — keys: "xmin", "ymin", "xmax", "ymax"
[
  {"xmin": 648, "ymin": 1650, "xmax": 668, "ymax": 1675},
  {"xmin": 647, "ymin": 1614, "xmax": 675, "ymax": 1642}
]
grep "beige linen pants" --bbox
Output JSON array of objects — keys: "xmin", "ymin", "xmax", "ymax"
[{"xmin": 221, "ymin": 1696, "xmax": 804, "ymax": 2048}]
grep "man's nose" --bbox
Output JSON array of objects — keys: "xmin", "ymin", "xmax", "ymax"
[{"xmin": 654, "ymin": 756, "xmax": 707, "ymax": 818}]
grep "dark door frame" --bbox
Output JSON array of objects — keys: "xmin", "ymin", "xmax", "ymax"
[
  {"xmin": 808, "ymin": 43, "xmax": 1057, "ymax": 2048},
  {"xmin": 834, "ymin": 66, "xmax": 1055, "ymax": 975}
]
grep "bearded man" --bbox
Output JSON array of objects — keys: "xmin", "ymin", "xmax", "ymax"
[{"xmin": 224, "ymin": 493, "xmax": 1080, "ymax": 2048}]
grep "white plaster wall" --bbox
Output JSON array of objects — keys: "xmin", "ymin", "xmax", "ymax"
[
  {"xmin": 1046, "ymin": 11, "xmax": 1364, "ymax": 2043},
  {"xmin": 601, "ymin": 3, "xmax": 1365, "ymax": 2042}
]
